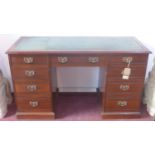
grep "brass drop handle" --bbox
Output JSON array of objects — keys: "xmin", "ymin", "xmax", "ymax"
[
  {"xmin": 23, "ymin": 57, "xmax": 34, "ymax": 64},
  {"xmin": 26, "ymin": 85, "xmax": 37, "ymax": 92},
  {"xmin": 25, "ymin": 70, "xmax": 35, "ymax": 77},
  {"xmin": 29, "ymin": 101, "xmax": 38, "ymax": 107},
  {"xmin": 88, "ymin": 57, "xmax": 99, "ymax": 63},
  {"xmin": 122, "ymin": 57, "xmax": 133, "ymax": 63},
  {"xmin": 117, "ymin": 101, "xmax": 128, "ymax": 107},
  {"xmin": 58, "ymin": 57, "xmax": 68, "ymax": 64},
  {"xmin": 120, "ymin": 84, "xmax": 130, "ymax": 91}
]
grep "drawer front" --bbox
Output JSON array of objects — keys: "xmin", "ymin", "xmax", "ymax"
[
  {"xmin": 10, "ymin": 55, "xmax": 49, "ymax": 66},
  {"xmin": 109, "ymin": 54, "xmax": 148, "ymax": 64},
  {"xmin": 16, "ymin": 97, "xmax": 52, "ymax": 112},
  {"xmin": 14, "ymin": 83, "xmax": 50, "ymax": 93},
  {"xmin": 11, "ymin": 66, "xmax": 50, "ymax": 81},
  {"xmin": 107, "ymin": 83, "xmax": 144, "ymax": 93},
  {"xmin": 15, "ymin": 92, "xmax": 52, "ymax": 98},
  {"xmin": 51, "ymin": 56, "xmax": 106, "ymax": 66},
  {"xmin": 107, "ymin": 77, "xmax": 145, "ymax": 83},
  {"xmin": 104, "ymin": 99, "xmax": 140, "ymax": 112},
  {"xmin": 108, "ymin": 64, "xmax": 146, "ymax": 78},
  {"xmin": 106, "ymin": 92, "xmax": 142, "ymax": 100}
]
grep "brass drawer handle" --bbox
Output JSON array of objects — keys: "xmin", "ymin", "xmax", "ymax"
[
  {"xmin": 88, "ymin": 57, "xmax": 99, "ymax": 63},
  {"xmin": 24, "ymin": 57, "xmax": 34, "ymax": 64},
  {"xmin": 58, "ymin": 57, "xmax": 68, "ymax": 64},
  {"xmin": 122, "ymin": 57, "xmax": 133, "ymax": 63},
  {"xmin": 29, "ymin": 101, "xmax": 38, "ymax": 107},
  {"xmin": 120, "ymin": 84, "xmax": 130, "ymax": 91},
  {"xmin": 25, "ymin": 70, "xmax": 35, "ymax": 77},
  {"xmin": 26, "ymin": 85, "xmax": 37, "ymax": 92},
  {"xmin": 117, "ymin": 101, "xmax": 128, "ymax": 107}
]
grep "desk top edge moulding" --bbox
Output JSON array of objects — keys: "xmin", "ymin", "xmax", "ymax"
[
  {"xmin": 7, "ymin": 36, "xmax": 151, "ymax": 54},
  {"xmin": 6, "ymin": 36, "xmax": 151, "ymax": 120}
]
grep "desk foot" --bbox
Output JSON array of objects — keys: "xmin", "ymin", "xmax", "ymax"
[
  {"xmin": 16, "ymin": 112, "xmax": 55, "ymax": 120},
  {"xmin": 101, "ymin": 112, "xmax": 141, "ymax": 119}
]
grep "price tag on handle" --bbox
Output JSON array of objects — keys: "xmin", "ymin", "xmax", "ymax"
[{"xmin": 122, "ymin": 59, "xmax": 132, "ymax": 80}]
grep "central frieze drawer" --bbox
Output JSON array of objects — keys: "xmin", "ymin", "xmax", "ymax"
[
  {"xmin": 51, "ymin": 56, "xmax": 106, "ymax": 66},
  {"xmin": 14, "ymin": 83, "xmax": 50, "ymax": 93}
]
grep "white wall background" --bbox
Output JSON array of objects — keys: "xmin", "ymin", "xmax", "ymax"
[{"xmin": 0, "ymin": 0, "xmax": 155, "ymax": 92}]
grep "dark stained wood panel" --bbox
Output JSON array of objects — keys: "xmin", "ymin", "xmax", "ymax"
[{"xmin": 6, "ymin": 36, "xmax": 150, "ymax": 120}]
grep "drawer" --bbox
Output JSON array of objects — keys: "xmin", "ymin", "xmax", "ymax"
[
  {"xmin": 10, "ymin": 55, "xmax": 49, "ymax": 66},
  {"xmin": 107, "ymin": 77, "xmax": 145, "ymax": 83},
  {"xmin": 106, "ymin": 92, "xmax": 142, "ymax": 100},
  {"xmin": 106, "ymin": 83, "xmax": 144, "ymax": 93},
  {"xmin": 109, "ymin": 54, "xmax": 148, "ymax": 64},
  {"xmin": 16, "ymin": 97, "xmax": 52, "ymax": 112},
  {"xmin": 108, "ymin": 64, "xmax": 146, "ymax": 78},
  {"xmin": 15, "ymin": 92, "xmax": 52, "ymax": 98},
  {"xmin": 14, "ymin": 83, "xmax": 50, "ymax": 93},
  {"xmin": 11, "ymin": 66, "xmax": 50, "ymax": 81},
  {"xmin": 104, "ymin": 99, "xmax": 141, "ymax": 112},
  {"xmin": 51, "ymin": 56, "xmax": 106, "ymax": 66}
]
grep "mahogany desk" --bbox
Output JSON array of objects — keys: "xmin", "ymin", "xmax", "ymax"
[{"xmin": 6, "ymin": 37, "xmax": 151, "ymax": 119}]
